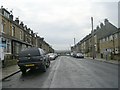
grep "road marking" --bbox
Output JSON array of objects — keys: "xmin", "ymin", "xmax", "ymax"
[
  {"xmin": 41, "ymin": 57, "xmax": 61, "ymax": 88},
  {"xmin": 49, "ymin": 57, "xmax": 61, "ymax": 88}
]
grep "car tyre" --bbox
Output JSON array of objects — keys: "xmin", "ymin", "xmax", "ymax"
[
  {"xmin": 46, "ymin": 60, "xmax": 50, "ymax": 68},
  {"xmin": 42, "ymin": 63, "xmax": 46, "ymax": 72},
  {"xmin": 21, "ymin": 68, "xmax": 26, "ymax": 75}
]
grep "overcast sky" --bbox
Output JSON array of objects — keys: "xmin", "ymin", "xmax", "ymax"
[{"xmin": 1, "ymin": 0, "xmax": 119, "ymax": 50}]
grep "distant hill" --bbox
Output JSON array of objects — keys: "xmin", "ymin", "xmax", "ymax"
[{"xmin": 54, "ymin": 50, "xmax": 71, "ymax": 54}]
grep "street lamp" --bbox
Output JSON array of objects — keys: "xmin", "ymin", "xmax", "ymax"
[
  {"xmin": 91, "ymin": 17, "xmax": 95, "ymax": 59},
  {"xmin": 74, "ymin": 38, "xmax": 76, "ymax": 46}
]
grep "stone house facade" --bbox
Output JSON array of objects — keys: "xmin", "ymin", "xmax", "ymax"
[
  {"xmin": 0, "ymin": 7, "xmax": 54, "ymax": 66},
  {"xmin": 71, "ymin": 19, "xmax": 119, "ymax": 60}
]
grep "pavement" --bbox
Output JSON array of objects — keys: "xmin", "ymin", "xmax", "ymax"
[
  {"xmin": 85, "ymin": 57, "xmax": 119, "ymax": 65},
  {"xmin": 0, "ymin": 65, "xmax": 20, "ymax": 81},
  {"xmin": 0, "ymin": 57, "xmax": 119, "ymax": 81}
]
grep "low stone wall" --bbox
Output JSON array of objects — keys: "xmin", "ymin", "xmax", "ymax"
[
  {"xmin": 4, "ymin": 59, "xmax": 18, "ymax": 67},
  {"xmin": 3, "ymin": 54, "xmax": 18, "ymax": 67},
  {"xmin": 86, "ymin": 53, "xmax": 119, "ymax": 61}
]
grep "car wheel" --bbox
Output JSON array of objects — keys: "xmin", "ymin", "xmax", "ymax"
[
  {"xmin": 21, "ymin": 68, "xmax": 26, "ymax": 75},
  {"xmin": 42, "ymin": 62, "xmax": 46, "ymax": 72},
  {"xmin": 46, "ymin": 60, "xmax": 50, "ymax": 68}
]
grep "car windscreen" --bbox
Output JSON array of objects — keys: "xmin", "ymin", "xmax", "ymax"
[{"xmin": 19, "ymin": 48, "xmax": 41, "ymax": 57}]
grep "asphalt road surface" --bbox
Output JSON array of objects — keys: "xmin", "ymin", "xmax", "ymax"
[{"xmin": 2, "ymin": 56, "xmax": 118, "ymax": 88}]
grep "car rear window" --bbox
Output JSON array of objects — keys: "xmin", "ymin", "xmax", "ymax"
[{"xmin": 19, "ymin": 48, "xmax": 41, "ymax": 57}]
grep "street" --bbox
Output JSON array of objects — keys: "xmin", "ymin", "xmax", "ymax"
[{"xmin": 2, "ymin": 56, "xmax": 118, "ymax": 88}]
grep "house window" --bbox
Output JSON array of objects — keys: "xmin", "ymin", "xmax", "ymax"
[
  {"xmin": 100, "ymin": 39, "xmax": 102, "ymax": 43},
  {"xmin": 1, "ymin": 21, "xmax": 5, "ymax": 33},
  {"xmin": 20, "ymin": 31, "xmax": 22, "ymax": 40},
  {"xmin": 106, "ymin": 37, "xmax": 109, "ymax": 41},
  {"xmin": 102, "ymin": 38, "xmax": 105, "ymax": 42},
  {"xmin": 29, "ymin": 30, "xmax": 31, "ymax": 34},
  {"xmin": 1, "ymin": 23, "xmax": 3, "ymax": 32},
  {"xmin": 16, "ymin": 43, "xmax": 20, "ymax": 54},
  {"xmin": 25, "ymin": 34, "xmax": 27, "ymax": 42},
  {"xmin": 4, "ymin": 11, "xmax": 9, "ymax": 18},
  {"xmin": 105, "ymin": 38, "xmax": 106, "ymax": 41},
  {"xmin": 7, "ymin": 43, "xmax": 10, "ymax": 53},
  {"xmin": 12, "ymin": 26, "xmax": 15, "ymax": 36},
  {"xmin": 6, "ymin": 40, "xmax": 11, "ymax": 53},
  {"xmin": 114, "ymin": 34, "xmax": 118, "ymax": 39},
  {"xmin": 2, "ymin": 38, "xmax": 6, "ymax": 52},
  {"xmin": 30, "ymin": 35, "xmax": 32, "ymax": 44},
  {"xmin": 109, "ymin": 35, "xmax": 113, "ymax": 41}
]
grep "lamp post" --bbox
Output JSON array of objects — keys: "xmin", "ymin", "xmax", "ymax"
[
  {"xmin": 91, "ymin": 17, "xmax": 95, "ymax": 59},
  {"xmin": 73, "ymin": 38, "xmax": 76, "ymax": 52},
  {"xmin": 74, "ymin": 38, "xmax": 76, "ymax": 46}
]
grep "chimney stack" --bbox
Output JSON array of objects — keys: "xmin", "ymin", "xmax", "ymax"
[
  {"xmin": 15, "ymin": 17, "xmax": 19, "ymax": 24},
  {"xmin": 9, "ymin": 10, "xmax": 13, "ymax": 20},
  {"xmin": 100, "ymin": 23, "xmax": 104, "ymax": 28},
  {"xmin": 96, "ymin": 26, "xmax": 99, "ymax": 30},
  {"xmin": 10, "ymin": 14, "xmax": 13, "ymax": 20},
  {"xmin": 20, "ymin": 22, "xmax": 24, "ymax": 27},
  {"xmin": 40, "ymin": 38, "xmax": 44, "ymax": 41},
  {"xmin": 24, "ymin": 25, "xmax": 27, "ymax": 30},
  {"xmin": 104, "ymin": 19, "xmax": 109, "ymax": 25}
]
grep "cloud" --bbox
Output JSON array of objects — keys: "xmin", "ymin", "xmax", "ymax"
[
  {"xmin": 1, "ymin": 0, "xmax": 118, "ymax": 50},
  {"xmin": 90, "ymin": 2, "xmax": 118, "ymax": 27}
]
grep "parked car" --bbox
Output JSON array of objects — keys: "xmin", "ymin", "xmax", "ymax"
[
  {"xmin": 17, "ymin": 47, "xmax": 50, "ymax": 74},
  {"xmin": 70, "ymin": 52, "xmax": 74, "ymax": 57},
  {"xmin": 47, "ymin": 53, "xmax": 58, "ymax": 60},
  {"xmin": 66, "ymin": 53, "xmax": 70, "ymax": 56},
  {"xmin": 75, "ymin": 53, "xmax": 84, "ymax": 58}
]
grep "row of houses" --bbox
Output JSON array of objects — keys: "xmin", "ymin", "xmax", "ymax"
[
  {"xmin": 0, "ymin": 6, "xmax": 54, "ymax": 64},
  {"xmin": 71, "ymin": 19, "xmax": 120, "ymax": 60}
]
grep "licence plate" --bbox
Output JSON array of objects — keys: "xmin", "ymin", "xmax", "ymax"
[{"xmin": 25, "ymin": 64, "xmax": 34, "ymax": 67}]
